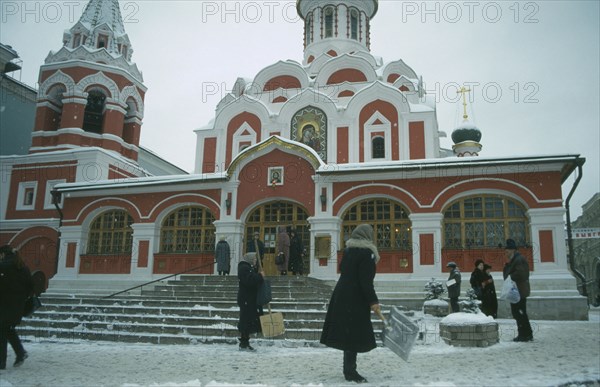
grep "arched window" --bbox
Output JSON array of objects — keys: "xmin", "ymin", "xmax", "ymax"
[
  {"xmin": 350, "ymin": 9, "xmax": 359, "ymax": 40},
  {"xmin": 82, "ymin": 89, "xmax": 106, "ymax": 134},
  {"xmin": 47, "ymin": 84, "xmax": 66, "ymax": 131},
  {"xmin": 324, "ymin": 7, "xmax": 334, "ymax": 38},
  {"xmin": 87, "ymin": 210, "xmax": 133, "ymax": 255},
  {"xmin": 443, "ymin": 195, "xmax": 529, "ymax": 249},
  {"xmin": 372, "ymin": 136, "xmax": 385, "ymax": 159},
  {"xmin": 342, "ymin": 199, "xmax": 412, "ymax": 250},
  {"xmin": 305, "ymin": 14, "xmax": 313, "ymax": 45},
  {"xmin": 160, "ymin": 206, "xmax": 216, "ymax": 253}
]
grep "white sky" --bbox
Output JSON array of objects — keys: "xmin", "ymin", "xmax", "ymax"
[{"xmin": 1, "ymin": 0, "xmax": 599, "ymax": 219}]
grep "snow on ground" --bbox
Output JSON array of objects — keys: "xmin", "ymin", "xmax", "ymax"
[{"xmin": 1, "ymin": 311, "xmax": 599, "ymax": 387}]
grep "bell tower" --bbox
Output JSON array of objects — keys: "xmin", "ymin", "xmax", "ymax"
[
  {"xmin": 30, "ymin": 0, "xmax": 146, "ymax": 162},
  {"xmin": 297, "ymin": 0, "xmax": 378, "ymax": 64}
]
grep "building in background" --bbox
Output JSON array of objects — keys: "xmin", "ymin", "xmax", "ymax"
[
  {"xmin": 1, "ymin": 43, "xmax": 37, "ymax": 156},
  {"xmin": 0, "ymin": 0, "xmax": 589, "ymax": 319},
  {"xmin": 571, "ymin": 193, "xmax": 600, "ymax": 305}
]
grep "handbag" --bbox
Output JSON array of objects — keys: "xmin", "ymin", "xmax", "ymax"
[
  {"xmin": 275, "ymin": 252, "xmax": 285, "ymax": 265},
  {"xmin": 256, "ymin": 279, "xmax": 272, "ymax": 306},
  {"xmin": 499, "ymin": 278, "xmax": 521, "ymax": 304},
  {"xmin": 23, "ymin": 295, "xmax": 42, "ymax": 317}
]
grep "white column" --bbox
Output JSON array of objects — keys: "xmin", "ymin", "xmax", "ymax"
[
  {"xmin": 409, "ymin": 213, "xmax": 443, "ymax": 277},
  {"xmin": 213, "ymin": 220, "xmax": 245, "ymax": 275},
  {"xmin": 52, "ymin": 225, "xmax": 83, "ymax": 280},
  {"xmin": 307, "ymin": 216, "xmax": 342, "ymax": 280},
  {"xmin": 528, "ymin": 207, "xmax": 570, "ymax": 274},
  {"xmin": 129, "ymin": 223, "xmax": 156, "ymax": 280}
]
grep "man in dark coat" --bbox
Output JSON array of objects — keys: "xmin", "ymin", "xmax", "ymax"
[
  {"xmin": 215, "ymin": 236, "xmax": 231, "ymax": 275},
  {"xmin": 0, "ymin": 245, "xmax": 33, "ymax": 369},
  {"xmin": 320, "ymin": 224, "xmax": 381, "ymax": 383},
  {"xmin": 446, "ymin": 262, "xmax": 461, "ymax": 313},
  {"xmin": 503, "ymin": 238, "xmax": 533, "ymax": 341},
  {"xmin": 288, "ymin": 229, "xmax": 304, "ymax": 276},
  {"xmin": 237, "ymin": 252, "xmax": 264, "ymax": 351}
]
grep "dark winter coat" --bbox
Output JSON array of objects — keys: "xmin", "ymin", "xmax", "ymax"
[
  {"xmin": 470, "ymin": 268, "xmax": 486, "ymax": 299},
  {"xmin": 446, "ymin": 268, "xmax": 461, "ymax": 299},
  {"xmin": 0, "ymin": 256, "xmax": 33, "ymax": 326},
  {"xmin": 320, "ymin": 247, "xmax": 379, "ymax": 353},
  {"xmin": 215, "ymin": 240, "xmax": 230, "ymax": 272},
  {"xmin": 276, "ymin": 226, "xmax": 290, "ymax": 271},
  {"xmin": 503, "ymin": 251, "xmax": 530, "ymax": 298},
  {"xmin": 237, "ymin": 261, "xmax": 263, "ymax": 335},
  {"xmin": 247, "ymin": 238, "xmax": 265, "ymax": 259},
  {"xmin": 481, "ymin": 272, "xmax": 498, "ymax": 318},
  {"xmin": 288, "ymin": 233, "xmax": 304, "ymax": 274}
]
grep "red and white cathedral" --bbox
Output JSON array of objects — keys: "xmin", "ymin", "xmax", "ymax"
[{"xmin": 0, "ymin": 0, "xmax": 585, "ymax": 298}]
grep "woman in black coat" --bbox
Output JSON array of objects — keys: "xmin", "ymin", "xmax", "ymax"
[
  {"xmin": 0, "ymin": 245, "xmax": 33, "ymax": 369},
  {"xmin": 469, "ymin": 259, "xmax": 486, "ymax": 300},
  {"xmin": 320, "ymin": 224, "xmax": 381, "ymax": 383},
  {"xmin": 481, "ymin": 264, "xmax": 498, "ymax": 318},
  {"xmin": 237, "ymin": 252, "xmax": 264, "ymax": 351}
]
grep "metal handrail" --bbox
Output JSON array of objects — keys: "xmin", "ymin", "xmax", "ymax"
[{"xmin": 104, "ymin": 260, "xmax": 217, "ymax": 299}]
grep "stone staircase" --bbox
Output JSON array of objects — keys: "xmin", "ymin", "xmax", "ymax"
[{"xmin": 18, "ymin": 275, "xmax": 385, "ymax": 345}]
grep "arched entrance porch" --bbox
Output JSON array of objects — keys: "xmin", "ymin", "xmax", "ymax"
[{"xmin": 244, "ymin": 201, "xmax": 310, "ymax": 276}]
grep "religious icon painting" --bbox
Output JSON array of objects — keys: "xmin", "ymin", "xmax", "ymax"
[{"xmin": 268, "ymin": 166, "xmax": 284, "ymax": 186}]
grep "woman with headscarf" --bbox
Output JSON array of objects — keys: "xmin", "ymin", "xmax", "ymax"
[
  {"xmin": 470, "ymin": 259, "xmax": 486, "ymax": 300},
  {"xmin": 320, "ymin": 224, "xmax": 381, "ymax": 383},
  {"xmin": 0, "ymin": 245, "xmax": 33, "ymax": 369},
  {"xmin": 237, "ymin": 252, "xmax": 264, "ymax": 351}
]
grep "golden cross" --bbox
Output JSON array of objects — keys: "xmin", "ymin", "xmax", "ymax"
[{"xmin": 457, "ymin": 86, "xmax": 471, "ymax": 121}]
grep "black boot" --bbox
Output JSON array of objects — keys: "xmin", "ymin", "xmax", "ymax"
[
  {"xmin": 343, "ymin": 351, "xmax": 367, "ymax": 383},
  {"xmin": 238, "ymin": 335, "xmax": 255, "ymax": 352}
]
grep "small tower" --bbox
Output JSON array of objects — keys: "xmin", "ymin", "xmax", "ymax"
[
  {"xmin": 31, "ymin": 0, "xmax": 146, "ymax": 162},
  {"xmin": 297, "ymin": 0, "xmax": 378, "ymax": 64},
  {"xmin": 451, "ymin": 86, "xmax": 482, "ymax": 157}
]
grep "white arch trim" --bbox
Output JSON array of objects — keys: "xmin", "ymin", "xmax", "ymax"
[
  {"xmin": 430, "ymin": 178, "xmax": 564, "ymax": 210},
  {"xmin": 40, "ymin": 70, "xmax": 76, "ymax": 96},
  {"xmin": 72, "ymin": 198, "xmax": 143, "ymax": 224},
  {"xmin": 75, "ymin": 72, "xmax": 120, "ymax": 99},
  {"xmin": 120, "ymin": 85, "xmax": 144, "ymax": 117},
  {"xmin": 333, "ymin": 183, "xmax": 420, "ymax": 212},
  {"xmin": 335, "ymin": 192, "xmax": 413, "ymax": 219},
  {"xmin": 148, "ymin": 193, "xmax": 220, "ymax": 221}
]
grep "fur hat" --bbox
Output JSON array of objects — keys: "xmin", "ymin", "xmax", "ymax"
[
  {"xmin": 241, "ymin": 252, "xmax": 257, "ymax": 265},
  {"xmin": 474, "ymin": 259, "xmax": 484, "ymax": 267},
  {"xmin": 505, "ymin": 239, "xmax": 517, "ymax": 250},
  {"xmin": 446, "ymin": 261, "xmax": 457, "ymax": 268}
]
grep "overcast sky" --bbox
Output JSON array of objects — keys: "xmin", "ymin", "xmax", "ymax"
[{"xmin": 2, "ymin": 0, "xmax": 599, "ymax": 219}]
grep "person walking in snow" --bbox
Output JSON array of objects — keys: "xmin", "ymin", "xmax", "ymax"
[
  {"xmin": 215, "ymin": 236, "xmax": 231, "ymax": 275},
  {"xmin": 320, "ymin": 224, "xmax": 381, "ymax": 383},
  {"xmin": 481, "ymin": 264, "xmax": 498, "ymax": 318},
  {"xmin": 446, "ymin": 262, "xmax": 461, "ymax": 313},
  {"xmin": 0, "ymin": 245, "xmax": 33, "ymax": 369},
  {"xmin": 503, "ymin": 239, "xmax": 533, "ymax": 341},
  {"xmin": 237, "ymin": 252, "xmax": 264, "ymax": 351}
]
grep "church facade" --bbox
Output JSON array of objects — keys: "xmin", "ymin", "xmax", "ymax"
[{"xmin": 0, "ymin": 0, "xmax": 585, "ymax": 294}]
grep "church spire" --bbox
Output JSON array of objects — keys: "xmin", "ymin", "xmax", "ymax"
[
  {"xmin": 297, "ymin": 0, "xmax": 378, "ymax": 63},
  {"xmin": 62, "ymin": 0, "xmax": 133, "ymax": 61}
]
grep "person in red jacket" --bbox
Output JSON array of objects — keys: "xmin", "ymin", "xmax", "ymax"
[{"xmin": 0, "ymin": 245, "xmax": 33, "ymax": 369}]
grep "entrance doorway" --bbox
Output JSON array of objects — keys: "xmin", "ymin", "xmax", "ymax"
[{"xmin": 244, "ymin": 201, "xmax": 310, "ymax": 276}]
